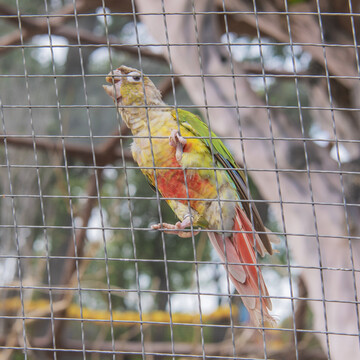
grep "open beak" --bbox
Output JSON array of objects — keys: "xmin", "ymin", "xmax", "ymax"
[{"xmin": 103, "ymin": 69, "xmax": 122, "ymax": 102}]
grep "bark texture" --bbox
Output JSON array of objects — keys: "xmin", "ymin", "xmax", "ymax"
[{"xmin": 135, "ymin": 1, "xmax": 360, "ymax": 359}]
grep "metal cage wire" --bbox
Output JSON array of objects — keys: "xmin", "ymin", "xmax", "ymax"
[{"xmin": 0, "ymin": 0, "xmax": 359, "ymax": 360}]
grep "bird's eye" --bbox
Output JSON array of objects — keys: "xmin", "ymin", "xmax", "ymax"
[{"xmin": 127, "ymin": 72, "xmax": 141, "ymax": 82}]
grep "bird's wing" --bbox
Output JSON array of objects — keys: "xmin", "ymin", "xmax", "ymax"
[{"xmin": 171, "ymin": 108, "xmax": 272, "ymax": 255}]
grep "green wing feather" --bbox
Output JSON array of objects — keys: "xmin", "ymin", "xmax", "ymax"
[
  {"xmin": 171, "ymin": 108, "xmax": 272, "ymax": 254},
  {"xmin": 172, "ymin": 109, "xmax": 239, "ymax": 169}
]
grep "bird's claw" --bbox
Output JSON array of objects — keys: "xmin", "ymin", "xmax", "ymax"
[
  {"xmin": 169, "ymin": 129, "xmax": 186, "ymax": 163},
  {"xmin": 151, "ymin": 215, "xmax": 200, "ymax": 238}
]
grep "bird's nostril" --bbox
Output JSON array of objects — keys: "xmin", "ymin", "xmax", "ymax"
[
  {"xmin": 106, "ymin": 76, "xmax": 119, "ymax": 84},
  {"xmin": 106, "ymin": 70, "xmax": 122, "ymax": 84}
]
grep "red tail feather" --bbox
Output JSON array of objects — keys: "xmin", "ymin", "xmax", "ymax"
[{"xmin": 208, "ymin": 206, "xmax": 275, "ymax": 328}]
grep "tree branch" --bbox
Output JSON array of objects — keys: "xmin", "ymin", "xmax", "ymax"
[
  {"xmin": 0, "ymin": 2, "xmax": 165, "ymax": 62},
  {"xmin": 221, "ymin": 0, "xmax": 358, "ymax": 89},
  {"xmin": 0, "ymin": 131, "xmax": 132, "ymax": 165}
]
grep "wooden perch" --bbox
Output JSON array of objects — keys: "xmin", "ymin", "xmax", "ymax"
[{"xmin": 0, "ymin": 333, "xmax": 328, "ymax": 360}]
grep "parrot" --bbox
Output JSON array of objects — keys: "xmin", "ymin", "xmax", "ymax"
[{"xmin": 103, "ymin": 65, "xmax": 276, "ymax": 327}]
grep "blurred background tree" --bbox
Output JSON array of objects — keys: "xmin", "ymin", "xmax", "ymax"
[{"xmin": 0, "ymin": 0, "xmax": 359, "ymax": 359}]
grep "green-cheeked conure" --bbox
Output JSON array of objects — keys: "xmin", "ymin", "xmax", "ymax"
[{"xmin": 103, "ymin": 66, "xmax": 276, "ymax": 327}]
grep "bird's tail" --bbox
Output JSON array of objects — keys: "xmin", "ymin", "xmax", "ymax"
[{"xmin": 208, "ymin": 206, "xmax": 275, "ymax": 328}]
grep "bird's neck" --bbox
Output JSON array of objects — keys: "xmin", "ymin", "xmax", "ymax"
[
  {"xmin": 120, "ymin": 102, "xmax": 167, "ymax": 135},
  {"xmin": 119, "ymin": 107, "xmax": 147, "ymax": 134}
]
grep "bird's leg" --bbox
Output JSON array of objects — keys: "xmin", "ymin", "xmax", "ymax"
[
  {"xmin": 169, "ymin": 129, "xmax": 187, "ymax": 162},
  {"xmin": 151, "ymin": 214, "xmax": 200, "ymax": 238}
]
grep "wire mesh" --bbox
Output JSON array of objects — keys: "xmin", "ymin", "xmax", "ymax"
[{"xmin": 0, "ymin": 1, "xmax": 360, "ymax": 359}]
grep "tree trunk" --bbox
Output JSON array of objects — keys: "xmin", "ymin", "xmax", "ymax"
[{"xmin": 135, "ymin": 1, "xmax": 360, "ymax": 359}]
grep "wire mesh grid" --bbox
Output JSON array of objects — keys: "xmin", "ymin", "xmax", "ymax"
[{"xmin": 0, "ymin": 0, "xmax": 360, "ymax": 359}]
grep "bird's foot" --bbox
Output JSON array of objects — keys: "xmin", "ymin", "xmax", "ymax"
[
  {"xmin": 151, "ymin": 214, "xmax": 200, "ymax": 238},
  {"xmin": 169, "ymin": 129, "xmax": 187, "ymax": 162}
]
